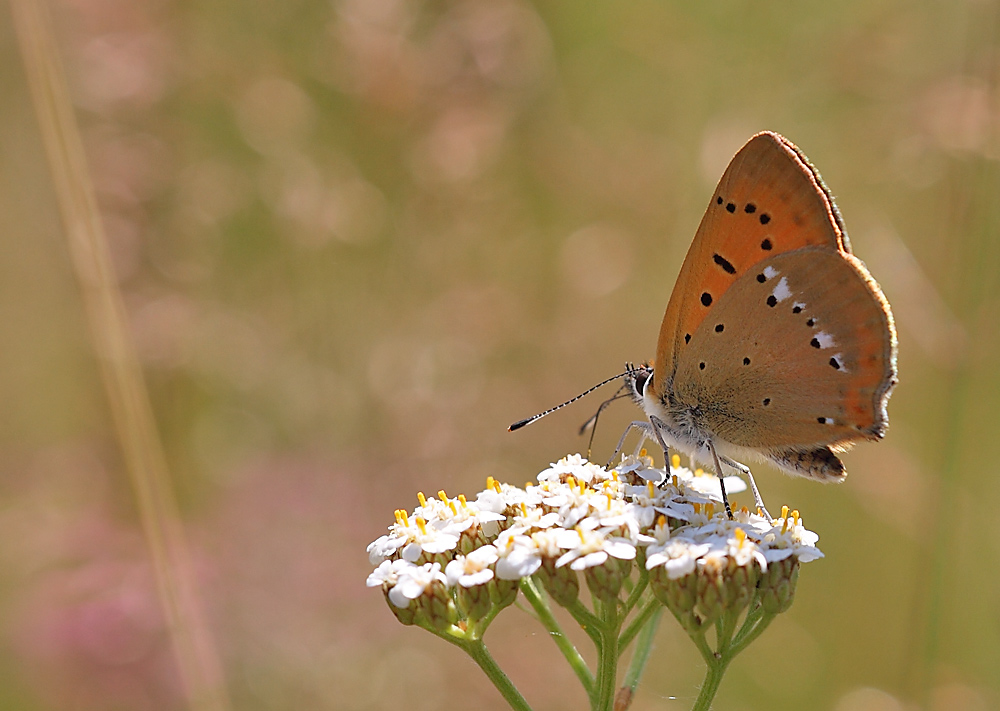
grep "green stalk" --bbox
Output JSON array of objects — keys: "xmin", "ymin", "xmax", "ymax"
[
  {"xmin": 730, "ymin": 606, "xmax": 775, "ymax": 656},
  {"xmin": 688, "ymin": 607, "xmax": 760, "ymax": 710},
  {"xmin": 691, "ymin": 630, "xmax": 716, "ymax": 665},
  {"xmin": 621, "ymin": 568, "xmax": 649, "ymax": 616},
  {"xmin": 618, "ymin": 598, "xmax": 661, "ymax": 653},
  {"xmin": 520, "ymin": 578, "xmax": 594, "ymax": 695},
  {"xmin": 594, "ymin": 600, "xmax": 620, "ymax": 711},
  {"xmin": 714, "ymin": 611, "xmax": 738, "ymax": 656},
  {"xmin": 619, "ymin": 607, "xmax": 662, "ymax": 705},
  {"xmin": 464, "ymin": 639, "xmax": 534, "ymax": 711},
  {"xmin": 690, "ymin": 655, "xmax": 730, "ymax": 711},
  {"xmin": 567, "ymin": 599, "xmax": 604, "ymax": 646}
]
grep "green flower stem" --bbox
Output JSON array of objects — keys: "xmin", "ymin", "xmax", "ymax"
[
  {"xmin": 621, "ymin": 607, "xmax": 662, "ymax": 698},
  {"xmin": 618, "ymin": 597, "xmax": 661, "ymax": 653},
  {"xmin": 715, "ymin": 611, "xmax": 739, "ymax": 656},
  {"xmin": 730, "ymin": 610, "xmax": 776, "ymax": 656},
  {"xmin": 519, "ymin": 578, "xmax": 594, "ymax": 695},
  {"xmin": 622, "ymin": 567, "xmax": 649, "ymax": 616},
  {"xmin": 691, "ymin": 654, "xmax": 731, "ymax": 711},
  {"xmin": 687, "ymin": 606, "xmax": 768, "ymax": 711},
  {"xmin": 418, "ymin": 620, "xmax": 464, "ymax": 640},
  {"xmin": 465, "ymin": 602, "xmax": 503, "ymax": 640},
  {"xmin": 463, "ymin": 638, "xmax": 535, "ymax": 711},
  {"xmin": 732, "ymin": 598, "xmax": 765, "ymax": 643},
  {"xmin": 691, "ymin": 630, "xmax": 716, "ymax": 666},
  {"xmin": 594, "ymin": 600, "xmax": 621, "ymax": 711},
  {"xmin": 567, "ymin": 599, "xmax": 604, "ymax": 646}
]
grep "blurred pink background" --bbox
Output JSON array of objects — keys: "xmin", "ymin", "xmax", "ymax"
[{"xmin": 1, "ymin": 0, "xmax": 998, "ymax": 709}]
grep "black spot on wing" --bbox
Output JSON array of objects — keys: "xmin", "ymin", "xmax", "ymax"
[{"xmin": 712, "ymin": 254, "xmax": 736, "ymax": 274}]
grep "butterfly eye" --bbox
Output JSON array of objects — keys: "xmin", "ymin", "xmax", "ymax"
[{"xmin": 629, "ymin": 367, "xmax": 650, "ymax": 399}]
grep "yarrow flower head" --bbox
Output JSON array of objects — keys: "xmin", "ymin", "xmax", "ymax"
[
  {"xmin": 366, "ymin": 452, "xmax": 827, "ymax": 708},
  {"xmin": 368, "ymin": 453, "xmax": 821, "ymax": 621}
]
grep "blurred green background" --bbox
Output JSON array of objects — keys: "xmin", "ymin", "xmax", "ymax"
[{"xmin": 1, "ymin": 0, "xmax": 999, "ymax": 709}]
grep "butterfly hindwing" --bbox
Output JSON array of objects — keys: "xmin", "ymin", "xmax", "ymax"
[{"xmin": 671, "ymin": 247, "xmax": 896, "ymax": 451}]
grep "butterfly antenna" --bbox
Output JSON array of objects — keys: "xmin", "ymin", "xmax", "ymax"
[{"xmin": 508, "ymin": 372, "xmax": 630, "ymax": 432}]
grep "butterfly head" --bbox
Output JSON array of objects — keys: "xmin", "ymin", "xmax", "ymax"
[{"xmin": 624, "ymin": 362, "xmax": 655, "ymax": 406}]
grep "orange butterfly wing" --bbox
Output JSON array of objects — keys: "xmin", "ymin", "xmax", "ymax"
[{"xmin": 651, "ymin": 132, "xmax": 850, "ymax": 398}]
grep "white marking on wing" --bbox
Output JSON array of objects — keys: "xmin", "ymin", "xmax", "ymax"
[
  {"xmin": 815, "ymin": 331, "xmax": 837, "ymax": 348},
  {"xmin": 772, "ymin": 277, "xmax": 792, "ymax": 303}
]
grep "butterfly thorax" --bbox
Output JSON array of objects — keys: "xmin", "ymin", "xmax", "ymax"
[
  {"xmin": 626, "ymin": 365, "xmax": 718, "ymax": 460},
  {"xmin": 644, "ymin": 381, "xmax": 710, "ymax": 448}
]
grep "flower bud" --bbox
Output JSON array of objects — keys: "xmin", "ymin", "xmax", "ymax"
[
  {"xmin": 695, "ymin": 553, "xmax": 727, "ymax": 623},
  {"xmin": 535, "ymin": 558, "xmax": 579, "ymax": 607},
  {"xmin": 414, "ymin": 578, "xmax": 458, "ymax": 631},
  {"xmin": 456, "ymin": 582, "xmax": 492, "ymax": 623},
  {"xmin": 585, "ymin": 556, "xmax": 632, "ymax": 602},
  {"xmin": 490, "ymin": 578, "xmax": 519, "ymax": 610},
  {"xmin": 759, "ymin": 556, "xmax": 799, "ymax": 614},
  {"xmin": 649, "ymin": 565, "xmax": 704, "ymax": 633},
  {"xmin": 383, "ymin": 591, "xmax": 418, "ymax": 626}
]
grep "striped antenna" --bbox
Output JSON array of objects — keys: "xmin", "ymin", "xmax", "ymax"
[{"xmin": 508, "ymin": 371, "xmax": 630, "ymax": 432}]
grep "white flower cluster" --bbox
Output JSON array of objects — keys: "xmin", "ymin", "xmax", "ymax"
[{"xmin": 367, "ymin": 454, "xmax": 822, "ymax": 625}]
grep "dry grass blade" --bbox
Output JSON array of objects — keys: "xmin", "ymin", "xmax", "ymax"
[{"xmin": 9, "ymin": 1, "xmax": 231, "ymax": 709}]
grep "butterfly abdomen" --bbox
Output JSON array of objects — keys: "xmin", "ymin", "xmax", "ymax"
[{"xmin": 770, "ymin": 446, "xmax": 847, "ymax": 482}]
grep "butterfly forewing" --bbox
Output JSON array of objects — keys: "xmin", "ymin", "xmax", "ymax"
[
  {"xmin": 652, "ymin": 132, "xmax": 850, "ymax": 397},
  {"xmin": 671, "ymin": 247, "xmax": 896, "ymax": 450}
]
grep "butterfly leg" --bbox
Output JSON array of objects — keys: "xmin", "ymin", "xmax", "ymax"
[
  {"xmin": 706, "ymin": 440, "xmax": 734, "ymax": 520},
  {"xmin": 647, "ymin": 415, "xmax": 673, "ymax": 474},
  {"xmin": 607, "ymin": 421, "xmax": 653, "ymax": 468},
  {"xmin": 718, "ymin": 455, "xmax": 772, "ymax": 521},
  {"xmin": 579, "ymin": 385, "xmax": 631, "ymax": 460}
]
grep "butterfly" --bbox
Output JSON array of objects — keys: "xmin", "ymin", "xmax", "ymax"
[{"xmin": 512, "ymin": 131, "xmax": 898, "ymax": 519}]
